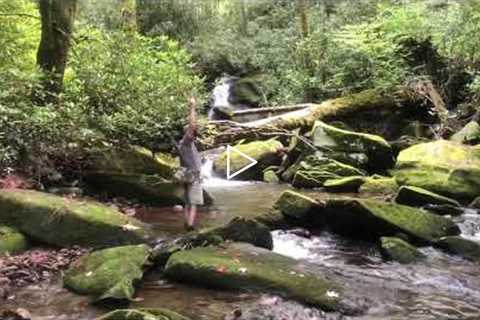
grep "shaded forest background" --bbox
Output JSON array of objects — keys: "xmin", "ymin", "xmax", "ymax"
[{"xmin": 1, "ymin": 0, "xmax": 480, "ymax": 184}]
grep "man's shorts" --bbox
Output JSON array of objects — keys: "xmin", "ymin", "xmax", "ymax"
[{"xmin": 185, "ymin": 180, "xmax": 204, "ymax": 206}]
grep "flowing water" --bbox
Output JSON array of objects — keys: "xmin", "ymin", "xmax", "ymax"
[{"xmin": 3, "ymin": 163, "xmax": 480, "ymax": 320}]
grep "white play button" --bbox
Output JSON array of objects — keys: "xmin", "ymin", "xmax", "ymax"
[{"xmin": 226, "ymin": 145, "xmax": 258, "ymax": 180}]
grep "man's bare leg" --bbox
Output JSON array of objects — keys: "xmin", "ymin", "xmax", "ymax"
[{"xmin": 187, "ymin": 205, "xmax": 197, "ymax": 227}]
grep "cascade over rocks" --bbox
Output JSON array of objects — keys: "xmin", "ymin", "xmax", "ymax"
[
  {"xmin": 0, "ymin": 189, "xmax": 152, "ymax": 248},
  {"xmin": 394, "ymin": 140, "xmax": 480, "ymax": 200},
  {"xmin": 164, "ymin": 242, "xmax": 346, "ymax": 312},
  {"xmin": 64, "ymin": 244, "xmax": 151, "ymax": 301}
]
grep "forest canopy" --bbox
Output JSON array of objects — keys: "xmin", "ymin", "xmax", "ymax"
[{"xmin": 1, "ymin": 0, "xmax": 480, "ymax": 183}]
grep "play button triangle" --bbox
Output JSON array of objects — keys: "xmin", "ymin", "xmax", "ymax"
[{"xmin": 226, "ymin": 145, "xmax": 258, "ymax": 180}]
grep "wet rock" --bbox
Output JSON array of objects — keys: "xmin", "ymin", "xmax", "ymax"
[
  {"xmin": 214, "ymin": 140, "xmax": 284, "ymax": 180},
  {"xmin": 311, "ymin": 121, "xmax": 394, "ymax": 170},
  {"xmin": 394, "ymin": 140, "xmax": 480, "ymax": 200},
  {"xmin": 395, "ymin": 186, "xmax": 461, "ymax": 207},
  {"xmin": 469, "ymin": 196, "xmax": 480, "ymax": 209},
  {"xmin": 256, "ymin": 191, "xmax": 319, "ymax": 228},
  {"xmin": 96, "ymin": 308, "xmax": 190, "ymax": 320},
  {"xmin": 359, "ymin": 175, "xmax": 398, "ymax": 196},
  {"xmin": 64, "ymin": 244, "xmax": 151, "ymax": 301},
  {"xmin": 152, "ymin": 217, "xmax": 273, "ymax": 267},
  {"xmin": 164, "ymin": 242, "xmax": 344, "ymax": 312},
  {"xmin": 291, "ymin": 155, "xmax": 365, "ymax": 188},
  {"xmin": 380, "ymin": 237, "xmax": 425, "ymax": 264},
  {"xmin": 0, "ymin": 189, "xmax": 151, "ymax": 248},
  {"xmin": 423, "ymin": 204, "xmax": 464, "ymax": 216},
  {"xmin": 0, "ymin": 226, "xmax": 28, "ymax": 255},
  {"xmin": 318, "ymin": 198, "xmax": 460, "ymax": 243},
  {"xmin": 87, "ymin": 145, "xmax": 178, "ymax": 178},
  {"xmin": 84, "ymin": 146, "xmax": 183, "ymax": 205},
  {"xmin": 436, "ymin": 236, "xmax": 480, "ymax": 262},
  {"xmin": 263, "ymin": 170, "xmax": 279, "ymax": 183},
  {"xmin": 323, "ymin": 176, "xmax": 366, "ymax": 192},
  {"xmin": 450, "ymin": 121, "xmax": 480, "ymax": 145}
]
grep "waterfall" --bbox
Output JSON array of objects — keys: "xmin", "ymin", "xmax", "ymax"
[
  {"xmin": 201, "ymin": 149, "xmax": 253, "ymax": 187},
  {"xmin": 208, "ymin": 77, "xmax": 234, "ymax": 119}
]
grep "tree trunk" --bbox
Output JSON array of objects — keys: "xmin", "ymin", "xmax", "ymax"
[
  {"xmin": 297, "ymin": 0, "xmax": 309, "ymax": 39},
  {"xmin": 36, "ymin": 0, "xmax": 77, "ymax": 103},
  {"xmin": 121, "ymin": 0, "xmax": 137, "ymax": 34}
]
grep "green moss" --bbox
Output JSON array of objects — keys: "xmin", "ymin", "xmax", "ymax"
[
  {"xmin": 380, "ymin": 237, "xmax": 425, "ymax": 264},
  {"xmin": 311, "ymin": 121, "xmax": 394, "ymax": 170},
  {"xmin": 213, "ymin": 140, "xmax": 284, "ymax": 180},
  {"xmin": 84, "ymin": 173, "xmax": 184, "ymax": 206},
  {"xmin": 0, "ymin": 189, "xmax": 151, "ymax": 248},
  {"xmin": 64, "ymin": 244, "xmax": 151, "ymax": 301},
  {"xmin": 96, "ymin": 309, "xmax": 191, "ymax": 320},
  {"xmin": 0, "ymin": 226, "xmax": 28, "ymax": 255},
  {"xmin": 292, "ymin": 170, "xmax": 339, "ymax": 188},
  {"xmin": 89, "ymin": 145, "xmax": 179, "ymax": 178},
  {"xmin": 450, "ymin": 121, "xmax": 480, "ymax": 145},
  {"xmin": 164, "ymin": 243, "xmax": 343, "ymax": 311},
  {"xmin": 395, "ymin": 186, "xmax": 460, "ymax": 207},
  {"xmin": 359, "ymin": 176, "xmax": 398, "ymax": 196},
  {"xmin": 436, "ymin": 236, "xmax": 480, "ymax": 262},
  {"xmin": 322, "ymin": 198, "xmax": 460, "ymax": 243},
  {"xmin": 323, "ymin": 176, "xmax": 366, "ymax": 192},
  {"xmin": 263, "ymin": 170, "xmax": 280, "ymax": 183},
  {"xmin": 394, "ymin": 140, "xmax": 480, "ymax": 200},
  {"xmin": 273, "ymin": 190, "xmax": 319, "ymax": 221}
]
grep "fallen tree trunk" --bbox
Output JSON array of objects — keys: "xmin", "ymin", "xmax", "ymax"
[
  {"xmin": 244, "ymin": 89, "xmax": 408, "ymax": 129},
  {"xmin": 199, "ymin": 89, "xmax": 414, "ymax": 148}
]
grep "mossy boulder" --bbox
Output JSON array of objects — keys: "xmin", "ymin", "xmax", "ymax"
[
  {"xmin": 291, "ymin": 155, "xmax": 365, "ymax": 188},
  {"xmin": 359, "ymin": 176, "xmax": 398, "ymax": 196},
  {"xmin": 0, "ymin": 189, "xmax": 151, "ymax": 248},
  {"xmin": 311, "ymin": 121, "xmax": 394, "ymax": 170},
  {"xmin": 450, "ymin": 121, "xmax": 480, "ymax": 145},
  {"xmin": 97, "ymin": 309, "xmax": 191, "ymax": 320},
  {"xmin": 395, "ymin": 186, "xmax": 460, "ymax": 207},
  {"xmin": 318, "ymin": 198, "xmax": 460, "ymax": 243},
  {"xmin": 469, "ymin": 197, "xmax": 480, "ymax": 209},
  {"xmin": 88, "ymin": 145, "xmax": 178, "ymax": 178},
  {"xmin": 273, "ymin": 190, "xmax": 319, "ymax": 221},
  {"xmin": 64, "ymin": 244, "xmax": 151, "ymax": 301},
  {"xmin": 164, "ymin": 243, "xmax": 343, "ymax": 311},
  {"xmin": 152, "ymin": 217, "xmax": 273, "ymax": 267},
  {"xmin": 394, "ymin": 140, "xmax": 480, "ymax": 200},
  {"xmin": 213, "ymin": 140, "xmax": 284, "ymax": 180},
  {"xmin": 323, "ymin": 176, "xmax": 366, "ymax": 192},
  {"xmin": 263, "ymin": 170, "xmax": 280, "ymax": 183},
  {"xmin": 436, "ymin": 236, "xmax": 480, "ymax": 262},
  {"xmin": 380, "ymin": 237, "xmax": 425, "ymax": 264},
  {"xmin": 0, "ymin": 226, "xmax": 28, "ymax": 255}
]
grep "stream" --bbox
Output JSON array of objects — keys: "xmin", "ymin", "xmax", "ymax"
[{"xmin": 3, "ymin": 160, "xmax": 480, "ymax": 320}]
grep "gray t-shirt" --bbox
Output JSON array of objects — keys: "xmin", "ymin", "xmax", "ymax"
[{"xmin": 178, "ymin": 132, "xmax": 202, "ymax": 173}]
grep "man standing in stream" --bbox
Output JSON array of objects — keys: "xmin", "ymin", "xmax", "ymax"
[{"xmin": 178, "ymin": 96, "xmax": 204, "ymax": 231}]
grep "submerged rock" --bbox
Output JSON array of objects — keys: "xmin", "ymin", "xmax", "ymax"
[
  {"xmin": 436, "ymin": 236, "xmax": 480, "ymax": 262},
  {"xmin": 213, "ymin": 140, "xmax": 284, "ymax": 180},
  {"xmin": 311, "ymin": 121, "xmax": 394, "ymax": 170},
  {"xmin": 395, "ymin": 186, "xmax": 461, "ymax": 207},
  {"xmin": 152, "ymin": 217, "xmax": 273, "ymax": 267},
  {"xmin": 164, "ymin": 242, "xmax": 343, "ymax": 311},
  {"xmin": 380, "ymin": 237, "xmax": 425, "ymax": 264},
  {"xmin": 0, "ymin": 226, "xmax": 28, "ymax": 255},
  {"xmin": 394, "ymin": 140, "xmax": 480, "ymax": 200},
  {"xmin": 96, "ymin": 308, "xmax": 190, "ymax": 320},
  {"xmin": 64, "ymin": 244, "xmax": 151, "ymax": 301},
  {"xmin": 0, "ymin": 189, "xmax": 151, "ymax": 248},
  {"xmin": 450, "ymin": 121, "xmax": 480, "ymax": 145},
  {"xmin": 291, "ymin": 155, "xmax": 365, "ymax": 188},
  {"xmin": 318, "ymin": 198, "xmax": 460, "ymax": 243}
]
